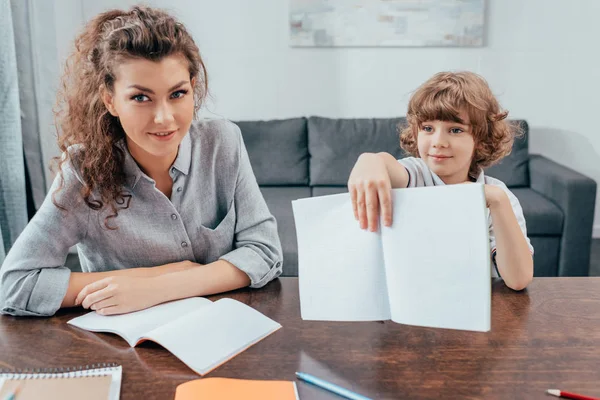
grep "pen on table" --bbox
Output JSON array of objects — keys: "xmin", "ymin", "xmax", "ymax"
[
  {"xmin": 547, "ymin": 389, "xmax": 600, "ymax": 400},
  {"xmin": 4, "ymin": 384, "xmax": 22, "ymax": 400},
  {"xmin": 295, "ymin": 371, "xmax": 372, "ymax": 400}
]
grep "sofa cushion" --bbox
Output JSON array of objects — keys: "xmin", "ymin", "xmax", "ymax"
[
  {"xmin": 260, "ymin": 186, "xmax": 311, "ymax": 276},
  {"xmin": 308, "ymin": 117, "xmax": 407, "ymax": 186},
  {"xmin": 235, "ymin": 118, "xmax": 308, "ymax": 185},
  {"xmin": 511, "ymin": 188, "xmax": 563, "ymax": 235},
  {"xmin": 485, "ymin": 120, "xmax": 529, "ymax": 188}
]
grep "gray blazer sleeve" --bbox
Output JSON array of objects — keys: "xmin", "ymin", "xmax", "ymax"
[
  {"xmin": 0, "ymin": 159, "xmax": 88, "ymax": 316},
  {"xmin": 219, "ymin": 124, "xmax": 283, "ymax": 287}
]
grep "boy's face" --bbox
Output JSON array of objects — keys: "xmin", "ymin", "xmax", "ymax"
[{"xmin": 416, "ymin": 110, "xmax": 475, "ymax": 184}]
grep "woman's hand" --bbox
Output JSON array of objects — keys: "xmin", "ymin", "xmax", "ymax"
[
  {"xmin": 348, "ymin": 153, "xmax": 393, "ymax": 232},
  {"xmin": 62, "ymin": 261, "xmax": 197, "ymax": 309},
  {"xmin": 74, "ymin": 276, "xmax": 163, "ymax": 315}
]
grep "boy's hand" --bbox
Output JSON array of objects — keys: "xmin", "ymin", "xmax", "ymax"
[
  {"xmin": 348, "ymin": 153, "xmax": 393, "ymax": 231},
  {"xmin": 484, "ymin": 184, "xmax": 508, "ymax": 209}
]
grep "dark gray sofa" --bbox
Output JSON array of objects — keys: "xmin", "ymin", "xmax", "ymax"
[{"xmin": 235, "ymin": 117, "xmax": 597, "ymax": 277}]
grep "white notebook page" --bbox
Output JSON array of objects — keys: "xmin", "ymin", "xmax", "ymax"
[
  {"xmin": 381, "ymin": 184, "xmax": 491, "ymax": 332},
  {"xmin": 292, "ymin": 194, "xmax": 391, "ymax": 321}
]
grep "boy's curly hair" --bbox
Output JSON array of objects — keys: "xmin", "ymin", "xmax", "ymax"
[
  {"xmin": 399, "ymin": 71, "xmax": 521, "ymax": 179},
  {"xmin": 53, "ymin": 5, "xmax": 207, "ymax": 228}
]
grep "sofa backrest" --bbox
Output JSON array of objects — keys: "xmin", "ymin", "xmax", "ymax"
[
  {"xmin": 485, "ymin": 120, "xmax": 529, "ymax": 187},
  {"xmin": 235, "ymin": 118, "xmax": 309, "ymax": 186},
  {"xmin": 235, "ymin": 117, "xmax": 530, "ymax": 189},
  {"xmin": 307, "ymin": 116, "xmax": 408, "ymax": 186}
]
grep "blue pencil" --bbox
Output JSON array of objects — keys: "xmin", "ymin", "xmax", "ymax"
[
  {"xmin": 3, "ymin": 383, "xmax": 22, "ymax": 400},
  {"xmin": 295, "ymin": 372, "xmax": 372, "ymax": 400}
]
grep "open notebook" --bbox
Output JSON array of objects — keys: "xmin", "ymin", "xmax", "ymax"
[
  {"xmin": 292, "ymin": 184, "xmax": 491, "ymax": 332},
  {"xmin": 175, "ymin": 378, "xmax": 299, "ymax": 400},
  {"xmin": 0, "ymin": 364, "xmax": 122, "ymax": 400},
  {"xmin": 68, "ymin": 298, "xmax": 281, "ymax": 375}
]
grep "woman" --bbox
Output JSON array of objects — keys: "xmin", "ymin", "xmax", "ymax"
[{"xmin": 0, "ymin": 6, "xmax": 282, "ymax": 316}]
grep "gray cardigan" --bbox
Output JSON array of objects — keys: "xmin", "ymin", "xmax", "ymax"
[{"xmin": 0, "ymin": 119, "xmax": 283, "ymax": 316}]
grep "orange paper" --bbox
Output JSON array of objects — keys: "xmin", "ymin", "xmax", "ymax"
[{"xmin": 175, "ymin": 377, "xmax": 298, "ymax": 400}]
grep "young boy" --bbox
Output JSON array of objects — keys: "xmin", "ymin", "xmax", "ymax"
[{"xmin": 348, "ymin": 71, "xmax": 533, "ymax": 290}]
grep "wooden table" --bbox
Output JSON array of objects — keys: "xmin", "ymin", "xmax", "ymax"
[{"xmin": 1, "ymin": 277, "xmax": 600, "ymax": 400}]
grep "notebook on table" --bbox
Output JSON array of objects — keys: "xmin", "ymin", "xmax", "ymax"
[
  {"xmin": 68, "ymin": 297, "xmax": 282, "ymax": 375},
  {"xmin": 292, "ymin": 183, "xmax": 491, "ymax": 332},
  {"xmin": 0, "ymin": 363, "xmax": 122, "ymax": 400}
]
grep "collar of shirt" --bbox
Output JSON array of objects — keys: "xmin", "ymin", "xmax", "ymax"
[
  {"xmin": 119, "ymin": 132, "xmax": 192, "ymax": 189},
  {"xmin": 474, "ymin": 169, "xmax": 486, "ymax": 184},
  {"xmin": 429, "ymin": 168, "xmax": 486, "ymax": 185}
]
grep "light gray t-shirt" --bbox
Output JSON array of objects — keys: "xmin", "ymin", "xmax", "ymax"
[
  {"xmin": 0, "ymin": 119, "xmax": 283, "ymax": 316},
  {"xmin": 399, "ymin": 157, "xmax": 534, "ymax": 278}
]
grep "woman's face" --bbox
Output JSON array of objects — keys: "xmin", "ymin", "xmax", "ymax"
[{"xmin": 102, "ymin": 54, "xmax": 195, "ymax": 166}]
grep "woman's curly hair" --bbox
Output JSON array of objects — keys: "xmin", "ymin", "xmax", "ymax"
[
  {"xmin": 399, "ymin": 71, "xmax": 521, "ymax": 180},
  {"xmin": 53, "ymin": 5, "xmax": 207, "ymax": 228}
]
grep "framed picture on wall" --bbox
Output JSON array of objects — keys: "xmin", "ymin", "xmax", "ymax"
[{"xmin": 289, "ymin": 0, "xmax": 485, "ymax": 47}]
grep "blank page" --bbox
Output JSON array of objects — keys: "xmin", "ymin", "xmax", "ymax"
[
  {"xmin": 68, "ymin": 297, "xmax": 213, "ymax": 346},
  {"xmin": 381, "ymin": 184, "xmax": 491, "ymax": 332},
  {"xmin": 145, "ymin": 298, "xmax": 282, "ymax": 375},
  {"xmin": 292, "ymin": 193, "xmax": 391, "ymax": 321}
]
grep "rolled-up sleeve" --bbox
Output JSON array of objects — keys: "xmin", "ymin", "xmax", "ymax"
[
  {"xmin": 398, "ymin": 157, "xmax": 441, "ymax": 187},
  {"xmin": 0, "ymin": 160, "xmax": 88, "ymax": 316},
  {"xmin": 219, "ymin": 126, "xmax": 283, "ymax": 287}
]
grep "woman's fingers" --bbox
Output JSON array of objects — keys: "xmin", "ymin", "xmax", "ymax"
[
  {"xmin": 80, "ymin": 284, "xmax": 113, "ymax": 310},
  {"xmin": 89, "ymin": 296, "xmax": 116, "ymax": 312},
  {"xmin": 96, "ymin": 305, "xmax": 121, "ymax": 316},
  {"xmin": 75, "ymin": 278, "xmax": 111, "ymax": 307}
]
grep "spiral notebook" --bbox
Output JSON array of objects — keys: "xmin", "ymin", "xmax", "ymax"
[{"xmin": 0, "ymin": 364, "xmax": 122, "ymax": 400}]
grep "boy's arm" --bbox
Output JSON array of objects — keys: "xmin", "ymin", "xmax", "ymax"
[
  {"xmin": 377, "ymin": 152, "xmax": 410, "ymax": 189},
  {"xmin": 486, "ymin": 185, "xmax": 534, "ymax": 290}
]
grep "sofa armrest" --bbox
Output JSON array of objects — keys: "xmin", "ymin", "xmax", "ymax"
[{"xmin": 529, "ymin": 155, "xmax": 597, "ymax": 276}]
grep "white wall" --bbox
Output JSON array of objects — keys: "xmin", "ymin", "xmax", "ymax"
[{"xmin": 43, "ymin": 0, "xmax": 600, "ymax": 234}]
